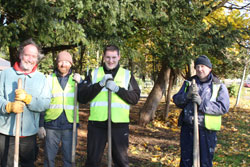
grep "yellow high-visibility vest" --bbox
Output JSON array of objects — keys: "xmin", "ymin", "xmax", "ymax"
[
  {"xmin": 184, "ymin": 80, "xmax": 221, "ymax": 131},
  {"xmin": 45, "ymin": 73, "xmax": 79, "ymax": 123},
  {"xmin": 89, "ymin": 67, "xmax": 131, "ymax": 123},
  {"xmin": 204, "ymin": 83, "xmax": 221, "ymax": 131}
]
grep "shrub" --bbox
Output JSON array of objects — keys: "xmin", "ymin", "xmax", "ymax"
[{"xmin": 227, "ymin": 83, "xmax": 238, "ymax": 97}]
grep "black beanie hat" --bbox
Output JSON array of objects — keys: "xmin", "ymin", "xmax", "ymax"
[{"xmin": 194, "ymin": 55, "xmax": 212, "ymax": 68}]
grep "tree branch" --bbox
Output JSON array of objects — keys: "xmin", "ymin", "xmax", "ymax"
[
  {"xmin": 236, "ymin": 40, "xmax": 250, "ymax": 50},
  {"xmin": 42, "ymin": 44, "xmax": 77, "ymax": 54},
  {"xmin": 211, "ymin": 0, "xmax": 229, "ymax": 11},
  {"xmin": 224, "ymin": 2, "xmax": 250, "ymax": 10}
]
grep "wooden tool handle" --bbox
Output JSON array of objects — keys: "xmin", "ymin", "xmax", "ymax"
[
  {"xmin": 192, "ymin": 79, "xmax": 200, "ymax": 167},
  {"xmin": 17, "ymin": 78, "xmax": 22, "ymax": 89},
  {"xmin": 14, "ymin": 78, "xmax": 22, "ymax": 167},
  {"xmin": 71, "ymin": 82, "xmax": 78, "ymax": 166}
]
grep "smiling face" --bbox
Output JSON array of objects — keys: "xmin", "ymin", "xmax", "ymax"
[
  {"xmin": 195, "ymin": 64, "xmax": 212, "ymax": 82},
  {"xmin": 57, "ymin": 60, "xmax": 72, "ymax": 76},
  {"xmin": 103, "ymin": 50, "xmax": 120, "ymax": 70},
  {"xmin": 19, "ymin": 44, "xmax": 39, "ymax": 73}
]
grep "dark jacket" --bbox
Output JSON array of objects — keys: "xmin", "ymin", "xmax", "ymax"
[
  {"xmin": 77, "ymin": 64, "xmax": 141, "ymax": 127},
  {"xmin": 173, "ymin": 73, "xmax": 230, "ymax": 128}
]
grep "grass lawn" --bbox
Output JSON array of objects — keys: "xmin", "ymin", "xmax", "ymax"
[{"xmin": 213, "ymin": 96, "xmax": 249, "ymax": 167}]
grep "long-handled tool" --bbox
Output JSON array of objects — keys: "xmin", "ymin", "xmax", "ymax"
[
  {"xmin": 71, "ymin": 82, "xmax": 78, "ymax": 167},
  {"xmin": 107, "ymin": 86, "xmax": 112, "ymax": 167},
  {"xmin": 192, "ymin": 79, "xmax": 200, "ymax": 167},
  {"xmin": 14, "ymin": 78, "xmax": 22, "ymax": 167}
]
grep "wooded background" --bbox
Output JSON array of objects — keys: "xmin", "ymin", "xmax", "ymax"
[{"xmin": 0, "ymin": 0, "xmax": 249, "ymax": 125}]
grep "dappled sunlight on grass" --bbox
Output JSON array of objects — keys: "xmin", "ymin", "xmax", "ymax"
[
  {"xmin": 215, "ymin": 97, "xmax": 250, "ymax": 167},
  {"xmin": 35, "ymin": 97, "xmax": 249, "ymax": 166}
]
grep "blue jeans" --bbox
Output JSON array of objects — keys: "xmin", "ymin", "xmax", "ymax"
[{"xmin": 44, "ymin": 129, "xmax": 77, "ymax": 167}]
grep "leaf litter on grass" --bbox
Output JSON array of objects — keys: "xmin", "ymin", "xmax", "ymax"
[{"xmin": 35, "ymin": 98, "xmax": 249, "ymax": 167}]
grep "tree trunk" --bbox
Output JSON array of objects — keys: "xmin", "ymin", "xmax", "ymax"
[
  {"xmin": 139, "ymin": 66, "xmax": 171, "ymax": 126},
  {"xmin": 78, "ymin": 45, "xmax": 86, "ymax": 73},
  {"xmin": 9, "ymin": 46, "xmax": 18, "ymax": 66},
  {"xmin": 163, "ymin": 69, "xmax": 176, "ymax": 121},
  {"xmin": 234, "ymin": 63, "xmax": 247, "ymax": 108},
  {"xmin": 128, "ymin": 58, "xmax": 134, "ymax": 74},
  {"xmin": 43, "ymin": 44, "xmax": 77, "ymax": 54},
  {"xmin": 188, "ymin": 60, "xmax": 195, "ymax": 77},
  {"xmin": 97, "ymin": 50, "xmax": 100, "ymax": 65},
  {"xmin": 52, "ymin": 50, "xmax": 57, "ymax": 67},
  {"xmin": 152, "ymin": 54, "xmax": 157, "ymax": 82}
]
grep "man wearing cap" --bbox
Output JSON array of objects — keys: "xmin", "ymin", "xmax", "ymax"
[
  {"xmin": 38, "ymin": 51, "xmax": 82, "ymax": 167},
  {"xmin": 173, "ymin": 55, "xmax": 230, "ymax": 167}
]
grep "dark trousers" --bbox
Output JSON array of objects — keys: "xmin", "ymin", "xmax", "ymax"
[
  {"xmin": 180, "ymin": 125, "xmax": 217, "ymax": 167},
  {"xmin": 85, "ymin": 122, "xmax": 129, "ymax": 167},
  {"xmin": 0, "ymin": 133, "xmax": 37, "ymax": 167}
]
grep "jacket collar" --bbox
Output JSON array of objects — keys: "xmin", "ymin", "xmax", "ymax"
[
  {"xmin": 194, "ymin": 73, "xmax": 220, "ymax": 85},
  {"xmin": 13, "ymin": 62, "xmax": 38, "ymax": 77},
  {"xmin": 103, "ymin": 64, "xmax": 120, "ymax": 78},
  {"xmin": 55, "ymin": 68, "xmax": 72, "ymax": 78}
]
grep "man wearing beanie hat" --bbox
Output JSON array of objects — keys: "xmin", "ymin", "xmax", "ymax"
[
  {"xmin": 56, "ymin": 51, "xmax": 73, "ymax": 65},
  {"xmin": 38, "ymin": 51, "xmax": 82, "ymax": 167},
  {"xmin": 173, "ymin": 55, "xmax": 230, "ymax": 167},
  {"xmin": 194, "ymin": 55, "xmax": 212, "ymax": 69}
]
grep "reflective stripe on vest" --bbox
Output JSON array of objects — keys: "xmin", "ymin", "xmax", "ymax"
[
  {"xmin": 89, "ymin": 67, "xmax": 131, "ymax": 122},
  {"xmin": 45, "ymin": 73, "xmax": 79, "ymax": 123},
  {"xmin": 184, "ymin": 81, "xmax": 221, "ymax": 130},
  {"xmin": 204, "ymin": 84, "xmax": 221, "ymax": 131}
]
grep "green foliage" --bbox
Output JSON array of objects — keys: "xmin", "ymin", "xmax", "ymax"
[
  {"xmin": 227, "ymin": 83, "xmax": 239, "ymax": 97},
  {"xmin": 38, "ymin": 53, "xmax": 54, "ymax": 74},
  {"xmin": 134, "ymin": 0, "xmax": 207, "ymax": 79},
  {"xmin": 0, "ymin": 0, "xmax": 249, "ymax": 79}
]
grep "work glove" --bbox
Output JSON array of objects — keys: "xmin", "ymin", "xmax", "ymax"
[
  {"xmin": 73, "ymin": 73, "xmax": 81, "ymax": 84},
  {"xmin": 15, "ymin": 89, "xmax": 32, "ymax": 104},
  {"xmin": 99, "ymin": 74, "xmax": 113, "ymax": 87},
  {"xmin": 187, "ymin": 84, "xmax": 199, "ymax": 99},
  {"xmin": 106, "ymin": 80, "xmax": 119, "ymax": 93},
  {"xmin": 192, "ymin": 93, "xmax": 202, "ymax": 105},
  {"xmin": 38, "ymin": 127, "xmax": 46, "ymax": 139},
  {"xmin": 6, "ymin": 101, "xmax": 25, "ymax": 114}
]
